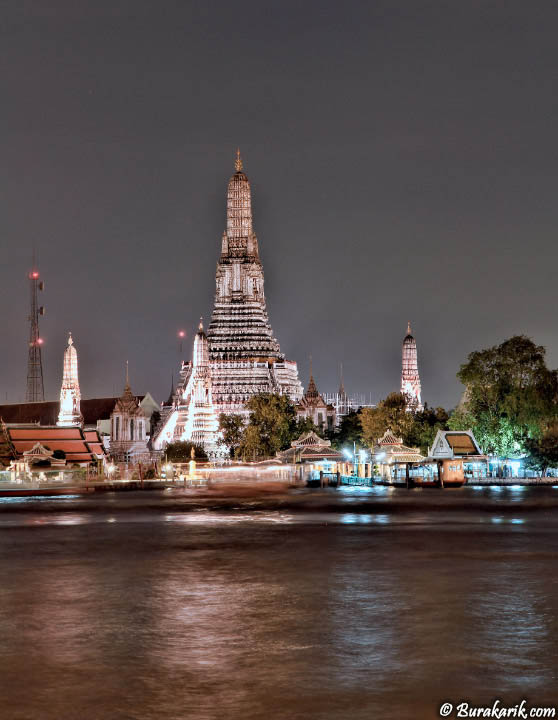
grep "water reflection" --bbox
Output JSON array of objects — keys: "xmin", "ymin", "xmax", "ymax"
[{"xmin": 0, "ymin": 491, "xmax": 557, "ymax": 718}]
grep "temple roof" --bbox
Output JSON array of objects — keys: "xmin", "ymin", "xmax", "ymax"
[
  {"xmin": 306, "ymin": 374, "xmax": 319, "ymax": 400},
  {"xmin": 114, "ymin": 382, "xmax": 141, "ymax": 415},
  {"xmin": 378, "ymin": 429, "xmax": 404, "ymax": 446},
  {"xmin": 0, "ymin": 396, "xmax": 149, "ymax": 426},
  {"xmin": 4, "ymin": 425, "xmax": 106, "ymax": 462},
  {"xmin": 290, "ymin": 430, "xmax": 331, "ymax": 449}
]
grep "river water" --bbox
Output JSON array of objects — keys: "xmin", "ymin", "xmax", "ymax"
[{"xmin": 1, "ymin": 485, "xmax": 557, "ymax": 720}]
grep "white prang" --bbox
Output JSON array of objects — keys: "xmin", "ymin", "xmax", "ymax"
[
  {"xmin": 153, "ymin": 321, "xmax": 227, "ymax": 458},
  {"xmin": 206, "ymin": 151, "xmax": 303, "ymax": 416},
  {"xmin": 401, "ymin": 322, "xmax": 423, "ymax": 411},
  {"xmin": 57, "ymin": 333, "xmax": 83, "ymax": 427}
]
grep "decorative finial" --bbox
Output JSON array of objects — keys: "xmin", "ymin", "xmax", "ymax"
[
  {"xmin": 235, "ymin": 148, "xmax": 243, "ymax": 172},
  {"xmin": 125, "ymin": 360, "xmax": 129, "ymax": 386},
  {"xmin": 309, "ymin": 354, "xmax": 313, "ymax": 379},
  {"xmin": 198, "ymin": 316, "xmax": 204, "ymax": 332},
  {"xmin": 68, "ymin": 332, "xmax": 73, "ymax": 346},
  {"xmin": 407, "ymin": 321, "xmax": 412, "ymax": 335}
]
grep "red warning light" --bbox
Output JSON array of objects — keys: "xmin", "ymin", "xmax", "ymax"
[
  {"xmin": 37, "ymin": 338, "xmax": 44, "ymax": 345},
  {"xmin": 178, "ymin": 330, "xmax": 186, "ymax": 338},
  {"xmin": 31, "ymin": 272, "xmax": 39, "ymax": 279}
]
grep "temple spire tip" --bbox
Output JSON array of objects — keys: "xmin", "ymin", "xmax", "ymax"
[{"xmin": 235, "ymin": 148, "xmax": 243, "ymax": 172}]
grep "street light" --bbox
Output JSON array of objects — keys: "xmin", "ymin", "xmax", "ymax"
[{"xmin": 178, "ymin": 330, "xmax": 186, "ymax": 355}]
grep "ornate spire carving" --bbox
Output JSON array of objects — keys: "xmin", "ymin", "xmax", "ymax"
[
  {"xmin": 226, "ymin": 151, "xmax": 253, "ymax": 248},
  {"xmin": 57, "ymin": 332, "xmax": 83, "ymax": 427},
  {"xmin": 205, "ymin": 154, "xmax": 302, "ymax": 415},
  {"xmin": 401, "ymin": 322, "xmax": 422, "ymax": 410}
]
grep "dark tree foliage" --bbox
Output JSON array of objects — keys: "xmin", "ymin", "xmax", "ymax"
[
  {"xmin": 292, "ymin": 416, "xmax": 319, "ymax": 436},
  {"xmin": 330, "ymin": 410, "xmax": 364, "ymax": 449},
  {"xmin": 165, "ymin": 440, "xmax": 207, "ymax": 462},
  {"xmin": 360, "ymin": 393, "xmax": 449, "ymax": 454},
  {"xmin": 404, "ymin": 406, "xmax": 450, "ymax": 455},
  {"xmin": 220, "ymin": 399, "xmax": 323, "ymax": 460},
  {"xmin": 218, "ymin": 413, "xmax": 245, "ymax": 457},
  {"xmin": 238, "ymin": 393, "xmax": 297, "ymax": 460},
  {"xmin": 525, "ymin": 424, "xmax": 558, "ymax": 476},
  {"xmin": 452, "ymin": 335, "xmax": 558, "ymax": 455}
]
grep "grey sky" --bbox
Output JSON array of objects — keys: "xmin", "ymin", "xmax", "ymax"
[{"xmin": 1, "ymin": 1, "xmax": 557, "ymax": 409}]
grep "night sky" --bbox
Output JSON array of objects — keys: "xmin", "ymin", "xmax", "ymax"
[{"xmin": 1, "ymin": 1, "xmax": 557, "ymax": 410}]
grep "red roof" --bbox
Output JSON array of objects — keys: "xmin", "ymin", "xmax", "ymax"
[
  {"xmin": 0, "ymin": 396, "xmax": 148, "ymax": 426},
  {"xmin": 9, "ymin": 427, "xmax": 83, "ymax": 440},
  {"xmin": 5, "ymin": 425, "xmax": 106, "ymax": 463}
]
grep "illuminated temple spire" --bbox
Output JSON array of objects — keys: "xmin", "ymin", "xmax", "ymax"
[
  {"xmin": 206, "ymin": 151, "xmax": 303, "ymax": 414},
  {"xmin": 401, "ymin": 322, "xmax": 423, "ymax": 411},
  {"xmin": 153, "ymin": 318, "xmax": 224, "ymax": 455},
  {"xmin": 57, "ymin": 333, "xmax": 83, "ymax": 427}
]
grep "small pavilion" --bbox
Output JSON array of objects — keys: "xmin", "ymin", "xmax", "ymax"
[{"xmin": 373, "ymin": 429, "xmax": 425, "ymax": 484}]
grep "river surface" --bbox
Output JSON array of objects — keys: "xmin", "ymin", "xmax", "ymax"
[{"xmin": 1, "ymin": 484, "xmax": 557, "ymax": 720}]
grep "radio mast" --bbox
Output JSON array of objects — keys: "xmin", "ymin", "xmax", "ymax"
[{"xmin": 25, "ymin": 258, "xmax": 45, "ymax": 402}]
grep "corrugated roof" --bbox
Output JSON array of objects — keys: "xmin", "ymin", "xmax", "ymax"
[{"xmin": 446, "ymin": 433, "xmax": 477, "ymax": 454}]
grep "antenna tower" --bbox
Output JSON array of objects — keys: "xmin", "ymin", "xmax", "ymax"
[{"xmin": 25, "ymin": 258, "xmax": 45, "ymax": 402}]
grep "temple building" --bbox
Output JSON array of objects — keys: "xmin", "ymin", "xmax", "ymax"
[
  {"xmin": 205, "ymin": 151, "xmax": 303, "ymax": 415},
  {"xmin": 109, "ymin": 368, "xmax": 150, "ymax": 462},
  {"xmin": 401, "ymin": 322, "xmax": 423, "ymax": 410},
  {"xmin": 153, "ymin": 320, "xmax": 225, "ymax": 458},
  {"xmin": 295, "ymin": 366, "xmax": 336, "ymax": 432},
  {"xmin": 57, "ymin": 333, "xmax": 83, "ymax": 427}
]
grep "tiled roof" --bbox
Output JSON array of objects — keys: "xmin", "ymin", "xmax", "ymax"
[
  {"xmin": 0, "ymin": 396, "xmax": 147, "ymax": 426},
  {"xmin": 291, "ymin": 431, "xmax": 331, "ymax": 448},
  {"xmin": 4, "ymin": 425, "xmax": 106, "ymax": 463},
  {"xmin": 378, "ymin": 429, "xmax": 403, "ymax": 446}
]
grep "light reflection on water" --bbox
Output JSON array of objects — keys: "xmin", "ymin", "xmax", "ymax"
[{"xmin": 0, "ymin": 488, "xmax": 557, "ymax": 719}]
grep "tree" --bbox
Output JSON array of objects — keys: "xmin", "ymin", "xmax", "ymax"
[
  {"xmin": 360, "ymin": 393, "xmax": 413, "ymax": 447},
  {"xmin": 238, "ymin": 393, "xmax": 297, "ymax": 460},
  {"xmin": 330, "ymin": 410, "xmax": 363, "ymax": 449},
  {"xmin": 360, "ymin": 393, "xmax": 449, "ymax": 454},
  {"xmin": 525, "ymin": 424, "xmax": 558, "ymax": 476},
  {"xmin": 405, "ymin": 405, "xmax": 450, "ymax": 455},
  {"xmin": 218, "ymin": 413, "xmax": 245, "ymax": 457},
  {"xmin": 455, "ymin": 335, "xmax": 558, "ymax": 456},
  {"xmin": 292, "ymin": 416, "xmax": 319, "ymax": 437},
  {"xmin": 165, "ymin": 441, "xmax": 207, "ymax": 462}
]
